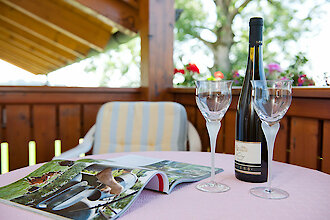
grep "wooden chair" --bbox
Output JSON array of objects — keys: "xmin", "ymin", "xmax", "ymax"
[{"xmin": 54, "ymin": 101, "xmax": 201, "ymax": 159}]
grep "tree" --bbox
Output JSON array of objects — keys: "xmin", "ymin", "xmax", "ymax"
[
  {"xmin": 84, "ymin": 37, "xmax": 140, "ymax": 87},
  {"xmin": 175, "ymin": 0, "xmax": 323, "ymax": 75}
]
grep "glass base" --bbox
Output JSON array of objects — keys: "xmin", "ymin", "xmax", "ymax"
[
  {"xmin": 196, "ymin": 181, "xmax": 230, "ymax": 193},
  {"xmin": 250, "ymin": 187, "xmax": 289, "ymax": 199}
]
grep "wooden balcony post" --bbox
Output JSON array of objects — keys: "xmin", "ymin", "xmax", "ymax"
[{"xmin": 139, "ymin": 0, "xmax": 174, "ymax": 101}]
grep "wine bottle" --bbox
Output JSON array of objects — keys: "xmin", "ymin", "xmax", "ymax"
[{"xmin": 235, "ymin": 17, "xmax": 267, "ymax": 183}]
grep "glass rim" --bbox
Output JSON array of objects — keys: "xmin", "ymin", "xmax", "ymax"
[
  {"xmin": 195, "ymin": 79, "xmax": 234, "ymax": 83},
  {"xmin": 250, "ymin": 79, "xmax": 294, "ymax": 82}
]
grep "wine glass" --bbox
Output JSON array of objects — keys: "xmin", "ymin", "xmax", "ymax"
[
  {"xmin": 250, "ymin": 79, "xmax": 293, "ymax": 199},
  {"xmin": 195, "ymin": 80, "xmax": 233, "ymax": 193}
]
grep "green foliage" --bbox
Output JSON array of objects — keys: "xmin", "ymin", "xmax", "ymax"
[
  {"xmin": 174, "ymin": 0, "xmax": 323, "ymax": 86},
  {"xmin": 175, "ymin": 0, "xmax": 208, "ymax": 41},
  {"xmin": 84, "ymin": 37, "xmax": 140, "ymax": 87},
  {"xmin": 283, "ymin": 53, "xmax": 315, "ymax": 86}
]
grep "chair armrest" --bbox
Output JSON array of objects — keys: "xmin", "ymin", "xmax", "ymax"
[
  {"xmin": 188, "ymin": 121, "xmax": 202, "ymax": 151},
  {"xmin": 52, "ymin": 125, "xmax": 96, "ymax": 160}
]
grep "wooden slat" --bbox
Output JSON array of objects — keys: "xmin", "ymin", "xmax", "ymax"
[
  {"xmin": 0, "ymin": 41, "xmax": 56, "ymax": 73},
  {"xmin": 6, "ymin": 105, "xmax": 30, "ymax": 170},
  {"xmin": 70, "ymin": 0, "xmax": 139, "ymax": 35},
  {"xmin": 196, "ymin": 110, "xmax": 208, "ymax": 152},
  {"xmin": 0, "ymin": 53, "xmax": 47, "ymax": 74},
  {"xmin": 33, "ymin": 105, "xmax": 56, "ymax": 163},
  {"xmin": 83, "ymin": 104, "xmax": 101, "ymax": 155},
  {"xmin": 292, "ymin": 87, "xmax": 330, "ymax": 98},
  {"xmin": 3, "ymin": 0, "xmax": 111, "ymax": 52},
  {"xmin": 0, "ymin": 27, "xmax": 66, "ymax": 67},
  {"xmin": 185, "ymin": 105, "xmax": 196, "ymax": 125},
  {"xmin": 121, "ymin": 0, "xmax": 139, "ymax": 9},
  {"xmin": 59, "ymin": 105, "xmax": 81, "ymax": 153},
  {"xmin": 223, "ymin": 110, "xmax": 235, "ymax": 154},
  {"xmin": 0, "ymin": 87, "xmax": 143, "ymax": 104},
  {"xmin": 321, "ymin": 120, "xmax": 330, "ymax": 174},
  {"xmin": 0, "ymin": 20, "xmax": 76, "ymax": 62},
  {"xmin": 289, "ymin": 117, "xmax": 320, "ymax": 169},
  {"xmin": 0, "ymin": 38, "xmax": 59, "ymax": 71},
  {"xmin": 0, "ymin": 105, "xmax": 2, "ymax": 172},
  {"xmin": 83, "ymin": 104, "xmax": 101, "ymax": 134},
  {"xmin": 0, "ymin": 2, "xmax": 89, "ymax": 58},
  {"xmin": 185, "ymin": 105, "xmax": 198, "ymax": 151},
  {"xmin": 0, "ymin": 105, "xmax": 2, "ymax": 141},
  {"xmin": 288, "ymin": 98, "xmax": 330, "ymax": 120},
  {"xmin": 274, "ymin": 117, "xmax": 289, "ymax": 163},
  {"xmin": 216, "ymin": 116, "xmax": 225, "ymax": 153}
]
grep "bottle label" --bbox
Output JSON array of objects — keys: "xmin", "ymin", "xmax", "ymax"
[{"xmin": 235, "ymin": 140, "xmax": 261, "ymax": 175}]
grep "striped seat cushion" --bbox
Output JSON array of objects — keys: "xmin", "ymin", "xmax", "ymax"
[{"xmin": 93, "ymin": 102, "xmax": 188, "ymax": 154}]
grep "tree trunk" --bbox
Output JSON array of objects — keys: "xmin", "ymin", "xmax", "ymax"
[
  {"xmin": 213, "ymin": 44, "xmax": 231, "ymax": 73},
  {"xmin": 210, "ymin": 20, "xmax": 234, "ymax": 73}
]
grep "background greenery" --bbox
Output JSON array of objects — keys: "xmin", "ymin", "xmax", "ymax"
[{"xmin": 84, "ymin": 0, "xmax": 329, "ymax": 87}]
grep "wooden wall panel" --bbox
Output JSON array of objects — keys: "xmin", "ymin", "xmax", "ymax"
[
  {"xmin": 82, "ymin": 104, "xmax": 101, "ymax": 155},
  {"xmin": 59, "ymin": 105, "xmax": 81, "ymax": 153},
  {"xmin": 83, "ymin": 104, "xmax": 101, "ymax": 135},
  {"xmin": 33, "ymin": 105, "xmax": 56, "ymax": 163},
  {"xmin": 0, "ymin": 105, "xmax": 3, "ymax": 140},
  {"xmin": 170, "ymin": 87, "xmax": 329, "ymax": 173},
  {"xmin": 0, "ymin": 87, "xmax": 143, "ymax": 170},
  {"xmin": 274, "ymin": 117, "xmax": 289, "ymax": 163},
  {"xmin": 196, "ymin": 110, "xmax": 208, "ymax": 152},
  {"xmin": 0, "ymin": 105, "xmax": 2, "ymax": 172},
  {"xmin": 321, "ymin": 120, "xmax": 330, "ymax": 174},
  {"xmin": 223, "ymin": 110, "xmax": 236, "ymax": 154},
  {"xmin": 185, "ymin": 105, "xmax": 196, "ymax": 125},
  {"xmin": 6, "ymin": 105, "xmax": 30, "ymax": 170},
  {"xmin": 216, "ymin": 116, "xmax": 225, "ymax": 153},
  {"xmin": 289, "ymin": 117, "xmax": 319, "ymax": 169}
]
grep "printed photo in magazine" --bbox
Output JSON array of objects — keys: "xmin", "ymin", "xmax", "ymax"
[{"xmin": 0, "ymin": 155, "xmax": 223, "ymax": 219}]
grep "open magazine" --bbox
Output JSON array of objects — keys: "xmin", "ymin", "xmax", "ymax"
[{"xmin": 0, "ymin": 155, "xmax": 223, "ymax": 219}]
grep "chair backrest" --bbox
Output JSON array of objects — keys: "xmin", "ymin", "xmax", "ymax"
[{"xmin": 93, "ymin": 101, "xmax": 188, "ymax": 154}]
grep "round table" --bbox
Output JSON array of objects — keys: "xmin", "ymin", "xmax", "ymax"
[{"xmin": 0, "ymin": 151, "xmax": 329, "ymax": 219}]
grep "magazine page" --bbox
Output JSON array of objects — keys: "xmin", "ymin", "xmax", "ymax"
[
  {"xmin": 110, "ymin": 155, "xmax": 223, "ymax": 193},
  {"xmin": 0, "ymin": 158, "xmax": 163, "ymax": 220}
]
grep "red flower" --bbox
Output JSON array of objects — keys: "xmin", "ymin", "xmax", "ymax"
[
  {"xmin": 214, "ymin": 71, "xmax": 224, "ymax": 79},
  {"xmin": 186, "ymin": 63, "xmax": 200, "ymax": 73},
  {"xmin": 174, "ymin": 68, "xmax": 185, "ymax": 74},
  {"xmin": 298, "ymin": 77, "xmax": 304, "ymax": 86}
]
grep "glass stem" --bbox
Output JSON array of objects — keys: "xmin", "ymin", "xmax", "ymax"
[
  {"xmin": 261, "ymin": 121, "xmax": 280, "ymax": 192},
  {"xmin": 206, "ymin": 121, "xmax": 221, "ymax": 183}
]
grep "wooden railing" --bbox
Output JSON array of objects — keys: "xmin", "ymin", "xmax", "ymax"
[
  {"xmin": 171, "ymin": 87, "xmax": 330, "ymax": 174},
  {"xmin": 0, "ymin": 86, "xmax": 329, "ymax": 175},
  {"xmin": 0, "ymin": 86, "xmax": 144, "ymax": 171}
]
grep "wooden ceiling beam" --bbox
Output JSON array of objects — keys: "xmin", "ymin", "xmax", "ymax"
[
  {"xmin": 67, "ymin": 0, "xmax": 139, "ymax": 36},
  {"xmin": 0, "ymin": 2, "xmax": 89, "ymax": 59},
  {"xmin": 0, "ymin": 20, "xmax": 77, "ymax": 63},
  {"xmin": 121, "ymin": 0, "xmax": 139, "ymax": 9},
  {"xmin": 0, "ymin": 52, "xmax": 49, "ymax": 74},
  {"xmin": 0, "ymin": 39, "xmax": 58, "ymax": 72},
  {"xmin": 0, "ymin": 28, "xmax": 66, "ymax": 67},
  {"xmin": 2, "ymin": 0, "xmax": 111, "ymax": 52}
]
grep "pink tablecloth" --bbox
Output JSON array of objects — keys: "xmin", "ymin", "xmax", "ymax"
[{"xmin": 0, "ymin": 151, "xmax": 329, "ymax": 219}]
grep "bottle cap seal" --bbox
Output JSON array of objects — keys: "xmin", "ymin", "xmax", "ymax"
[
  {"xmin": 249, "ymin": 17, "xmax": 263, "ymax": 27},
  {"xmin": 249, "ymin": 17, "xmax": 263, "ymax": 46}
]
